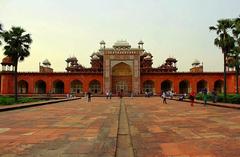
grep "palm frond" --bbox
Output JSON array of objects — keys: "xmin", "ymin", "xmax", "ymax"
[
  {"xmin": 214, "ymin": 38, "xmax": 220, "ymax": 47},
  {"xmin": 1, "ymin": 26, "xmax": 32, "ymax": 62},
  {"xmin": 209, "ymin": 26, "xmax": 217, "ymax": 31}
]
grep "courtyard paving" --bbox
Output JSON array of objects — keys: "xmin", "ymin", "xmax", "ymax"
[
  {"xmin": 125, "ymin": 98, "xmax": 240, "ymax": 157},
  {"xmin": 0, "ymin": 97, "xmax": 239, "ymax": 157}
]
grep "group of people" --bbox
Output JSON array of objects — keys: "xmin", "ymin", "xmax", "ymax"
[
  {"xmin": 84, "ymin": 88, "xmax": 218, "ymax": 106},
  {"xmin": 202, "ymin": 88, "xmax": 218, "ymax": 105},
  {"xmin": 84, "ymin": 89, "xmax": 130, "ymax": 102},
  {"xmin": 106, "ymin": 91, "xmax": 112, "ymax": 99},
  {"xmin": 145, "ymin": 91, "xmax": 153, "ymax": 97},
  {"xmin": 161, "ymin": 90, "xmax": 175, "ymax": 104},
  {"xmin": 160, "ymin": 88, "xmax": 218, "ymax": 106},
  {"xmin": 188, "ymin": 88, "xmax": 218, "ymax": 107}
]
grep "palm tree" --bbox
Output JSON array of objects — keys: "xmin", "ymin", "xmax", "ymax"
[
  {"xmin": 232, "ymin": 16, "xmax": 240, "ymax": 94},
  {"xmin": 209, "ymin": 19, "xmax": 235, "ymax": 102},
  {"xmin": 1, "ymin": 27, "xmax": 32, "ymax": 101}
]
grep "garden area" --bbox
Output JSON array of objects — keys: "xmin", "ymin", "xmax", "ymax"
[
  {"xmin": 0, "ymin": 96, "xmax": 39, "ymax": 105},
  {"xmin": 196, "ymin": 93, "xmax": 240, "ymax": 104}
]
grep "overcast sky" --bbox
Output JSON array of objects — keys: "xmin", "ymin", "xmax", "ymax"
[{"xmin": 0, "ymin": 0, "xmax": 240, "ymax": 72}]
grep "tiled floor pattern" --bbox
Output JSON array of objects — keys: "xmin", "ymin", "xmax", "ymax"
[
  {"xmin": 125, "ymin": 97, "xmax": 240, "ymax": 157},
  {"xmin": 0, "ymin": 97, "xmax": 239, "ymax": 157},
  {"xmin": 0, "ymin": 98, "xmax": 120, "ymax": 157}
]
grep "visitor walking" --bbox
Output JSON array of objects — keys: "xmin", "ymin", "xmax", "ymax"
[
  {"xmin": 162, "ymin": 91, "xmax": 167, "ymax": 104},
  {"xmin": 106, "ymin": 91, "xmax": 109, "ymax": 99},
  {"xmin": 179, "ymin": 94, "xmax": 184, "ymax": 101},
  {"xmin": 109, "ymin": 91, "xmax": 112, "ymax": 99},
  {"xmin": 212, "ymin": 89, "xmax": 217, "ymax": 103},
  {"xmin": 202, "ymin": 88, "xmax": 208, "ymax": 106},
  {"xmin": 131, "ymin": 92, "xmax": 133, "ymax": 98},
  {"xmin": 189, "ymin": 91, "xmax": 196, "ymax": 107},
  {"xmin": 87, "ymin": 90, "xmax": 92, "ymax": 102},
  {"xmin": 119, "ymin": 90, "xmax": 123, "ymax": 99}
]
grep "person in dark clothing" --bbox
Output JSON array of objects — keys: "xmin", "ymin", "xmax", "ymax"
[
  {"xmin": 179, "ymin": 94, "xmax": 184, "ymax": 101},
  {"xmin": 106, "ymin": 91, "xmax": 109, "ymax": 99},
  {"xmin": 189, "ymin": 91, "xmax": 196, "ymax": 107},
  {"xmin": 212, "ymin": 89, "xmax": 217, "ymax": 103},
  {"xmin": 162, "ymin": 91, "xmax": 167, "ymax": 104},
  {"xmin": 87, "ymin": 91, "xmax": 92, "ymax": 102},
  {"xmin": 202, "ymin": 88, "xmax": 208, "ymax": 106},
  {"xmin": 109, "ymin": 91, "xmax": 112, "ymax": 99},
  {"xmin": 119, "ymin": 90, "xmax": 123, "ymax": 99}
]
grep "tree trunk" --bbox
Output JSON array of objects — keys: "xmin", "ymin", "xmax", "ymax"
[
  {"xmin": 236, "ymin": 67, "xmax": 239, "ymax": 94},
  {"xmin": 224, "ymin": 53, "xmax": 227, "ymax": 102},
  {"xmin": 236, "ymin": 55, "xmax": 239, "ymax": 94},
  {"xmin": 14, "ymin": 59, "xmax": 18, "ymax": 102}
]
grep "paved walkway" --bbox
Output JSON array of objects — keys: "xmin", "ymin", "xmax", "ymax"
[
  {"xmin": 126, "ymin": 98, "xmax": 240, "ymax": 157},
  {"xmin": 0, "ymin": 98, "xmax": 120, "ymax": 157},
  {"xmin": 0, "ymin": 97, "xmax": 239, "ymax": 157}
]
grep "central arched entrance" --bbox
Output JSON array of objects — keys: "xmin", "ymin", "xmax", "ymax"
[{"xmin": 112, "ymin": 62, "xmax": 132, "ymax": 94}]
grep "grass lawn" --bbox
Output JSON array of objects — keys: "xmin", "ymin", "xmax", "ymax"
[{"xmin": 0, "ymin": 97, "xmax": 39, "ymax": 105}]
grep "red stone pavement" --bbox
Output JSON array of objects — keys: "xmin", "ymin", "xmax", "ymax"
[
  {"xmin": 0, "ymin": 98, "xmax": 120, "ymax": 157},
  {"xmin": 125, "ymin": 97, "xmax": 240, "ymax": 157},
  {"xmin": 0, "ymin": 97, "xmax": 239, "ymax": 157}
]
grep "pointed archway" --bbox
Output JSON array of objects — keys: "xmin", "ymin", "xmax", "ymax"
[
  {"xmin": 53, "ymin": 80, "xmax": 64, "ymax": 94},
  {"xmin": 143, "ymin": 80, "xmax": 155, "ymax": 93},
  {"xmin": 35, "ymin": 80, "xmax": 46, "ymax": 94},
  {"xmin": 18, "ymin": 80, "xmax": 28, "ymax": 94},
  {"xmin": 214, "ymin": 80, "xmax": 224, "ymax": 93},
  {"xmin": 71, "ymin": 80, "xmax": 83, "ymax": 94},
  {"xmin": 89, "ymin": 80, "xmax": 101, "ymax": 94},
  {"xmin": 161, "ymin": 80, "xmax": 173, "ymax": 92},
  {"xmin": 179, "ymin": 80, "xmax": 190, "ymax": 94},
  {"xmin": 197, "ymin": 80, "xmax": 208, "ymax": 93},
  {"xmin": 112, "ymin": 62, "xmax": 132, "ymax": 94}
]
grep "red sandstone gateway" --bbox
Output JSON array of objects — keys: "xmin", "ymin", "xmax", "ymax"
[{"xmin": 0, "ymin": 40, "xmax": 238, "ymax": 96}]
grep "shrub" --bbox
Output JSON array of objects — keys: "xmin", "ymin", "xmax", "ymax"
[
  {"xmin": 0, "ymin": 97, "xmax": 15, "ymax": 105},
  {"xmin": 0, "ymin": 97, "xmax": 38, "ymax": 105},
  {"xmin": 196, "ymin": 93, "xmax": 240, "ymax": 104},
  {"xmin": 195, "ymin": 93, "xmax": 212, "ymax": 101}
]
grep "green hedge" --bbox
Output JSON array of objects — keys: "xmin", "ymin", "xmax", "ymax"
[
  {"xmin": 196, "ymin": 93, "xmax": 240, "ymax": 104},
  {"xmin": 0, "ymin": 97, "xmax": 38, "ymax": 105}
]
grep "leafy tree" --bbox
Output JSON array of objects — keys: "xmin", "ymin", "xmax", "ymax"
[
  {"xmin": 209, "ymin": 19, "xmax": 235, "ymax": 102},
  {"xmin": 1, "ymin": 27, "xmax": 32, "ymax": 101},
  {"xmin": 232, "ymin": 16, "xmax": 240, "ymax": 94}
]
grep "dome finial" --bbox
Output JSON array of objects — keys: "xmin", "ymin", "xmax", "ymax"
[
  {"xmin": 100, "ymin": 40, "xmax": 106, "ymax": 49},
  {"xmin": 138, "ymin": 40, "xmax": 144, "ymax": 49},
  {"xmin": 42, "ymin": 59, "xmax": 51, "ymax": 67},
  {"xmin": 192, "ymin": 59, "xmax": 200, "ymax": 67}
]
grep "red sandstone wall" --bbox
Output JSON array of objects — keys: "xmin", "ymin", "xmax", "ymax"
[
  {"xmin": 1, "ymin": 73, "xmax": 103, "ymax": 94},
  {"xmin": 0, "ymin": 72, "xmax": 238, "ymax": 95},
  {"xmin": 1, "ymin": 74, "xmax": 15, "ymax": 94},
  {"xmin": 141, "ymin": 72, "xmax": 237, "ymax": 95}
]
